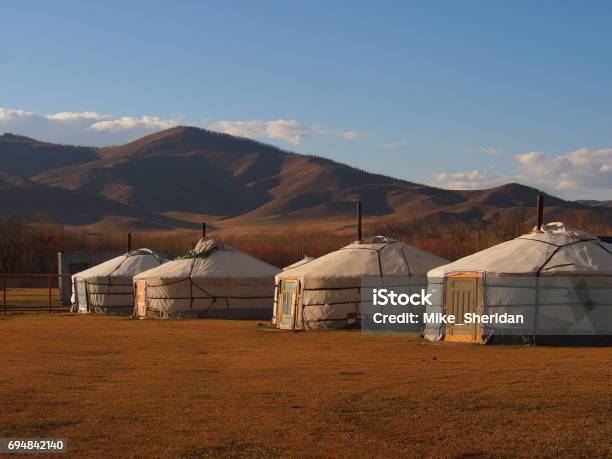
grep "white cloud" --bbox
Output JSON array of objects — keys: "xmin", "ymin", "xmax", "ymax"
[
  {"xmin": 263, "ymin": 119, "xmax": 309, "ymax": 145},
  {"xmin": 209, "ymin": 119, "xmax": 304, "ymax": 144},
  {"xmin": 46, "ymin": 111, "xmax": 110, "ymax": 121},
  {"xmin": 209, "ymin": 118, "xmax": 366, "ymax": 145},
  {"xmin": 432, "ymin": 147, "xmax": 612, "ymax": 199},
  {"xmin": 90, "ymin": 116, "xmax": 178, "ymax": 132},
  {"xmin": 481, "ymin": 147, "xmax": 503, "ymax": 156},
  {"xmin": 514, "ymin": 148, "xmax": 612, "ymax": 193},
  {"xmin": 209, "ymin": 120, "xmax": 265, "ymax": 139},
  {"xmin": 0, "ymin": 108, "xmax": 365, "ymax": 147},
  {"xmin": 433, "ymin": 169, "xmax": 509, "ymax": 190},
  {"xmin": 0, "ymin": 107, "xmax": 183, "ymax": 146},
  {"xmin": 0, "ymin": 108, "xmax": 33, "ymax": 121}
]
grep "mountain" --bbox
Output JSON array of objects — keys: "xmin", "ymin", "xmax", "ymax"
[
  {"xmin": 0, "ymin": 171, "xmax": 196, "ymax": 230},
  {"xmin": 576, "ymin": 199, "xmax": 612, "ymax": 208},
  {"xmin": 0, "ymin": 133, "xmax": 99, "ymax": 177},
  {"xmin": 0, "ymin": 126, "xmax": 609, "ymax": 231},
  {"xmin": 34, "ymin": 127, "xmax": 413, "ymax": 219}
]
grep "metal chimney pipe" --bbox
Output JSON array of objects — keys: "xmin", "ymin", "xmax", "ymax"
[
  {"xmin": 356, "ymin": 200, "xmax": 362, "ymax": 241},
  {"xmin": 202, "ymin": 222, "xmax": 206, "ymax": 238},
  {"xmin": 537, "ymin": 194, "xmax": 544, "ymax": 231},
  {"xmin": 127, "ymin": 232, "xmax": 132, "ymax": 252}
]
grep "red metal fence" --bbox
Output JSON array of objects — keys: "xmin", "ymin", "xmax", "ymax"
[{"xmin": 1, "ymin": 274, "xmax": 72, "ymax": 314}]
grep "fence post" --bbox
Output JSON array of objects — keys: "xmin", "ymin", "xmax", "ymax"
[
  {"xmin": 2, "ymin": 276, "xmax": 6, "ymax": 315},
  {"xmin": 48, "ymin": 275, "xmax": 52, "ymax": 313}
]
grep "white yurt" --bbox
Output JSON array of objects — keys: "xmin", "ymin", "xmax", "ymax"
[
  {"xmin": 273, "ymin": 235, "xmax": 449, "ymax": 330},
  {"xmin": 133, "ymin": 237, "xmax": 281, "ymax": 319},
  {"xmin": 72, "ymin": 249, "xmax": 169, "ymax": 314},
  {"xmin": 282, "ymin": 256, "xmax": 315, "ymax": 271},
  {"xmin": 424, "ymin": 223, "xmax": 612, "ymax": 345}
]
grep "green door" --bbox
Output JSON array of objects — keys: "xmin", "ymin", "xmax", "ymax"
[{"xmin": 278, "ymin": 280, "xmax": 298, "ymax": 329}]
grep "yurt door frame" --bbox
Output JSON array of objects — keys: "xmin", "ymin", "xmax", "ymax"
[
  {"xmin": 444, "ymin": 272, "xmax": 484, "ymax": 343},
  {"xmin": 134, "ymin": 280, "xmax": 147, "ymax": 317},
  {"xmin": 76, "ymin": 279, "xmax": 89, "ymax": 313},
  {"xmin": 278, "ymin": 279, "xmax": 299, "ymax": 329}
]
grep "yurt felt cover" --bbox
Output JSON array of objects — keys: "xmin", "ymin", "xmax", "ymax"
[
  {"xmin": 134, "ymin": 237, "xmax": 281, "ymax": 319},
  {"xmin": 282, "ymin": 256, "xmax": 315, "ymax": 271},
  {"xmin": 274, "ymin": 236, "xmax": 449, "ymax": 330},
  {"xmin": 71, "ymin": 249, "xmax": 169, "ymax": 314},
  {"xmin": 424, "ymin": 223, "xmax": 612, "ymax": 344},
  {"xmin": 428, "ymin": 223, "xmax": 612, "ymax": 277}
]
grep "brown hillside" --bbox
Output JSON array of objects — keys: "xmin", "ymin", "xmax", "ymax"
[
  {"xmin": 0, "ymin": 133, "xmax": 99, "ymax": 177},
  {"xmin": 0, "ymin": 126, "xmax": 606, "ymax": 230},
  {"xmin": 0, "ymin": 171, "xmax": 194, "ymax": 230}
]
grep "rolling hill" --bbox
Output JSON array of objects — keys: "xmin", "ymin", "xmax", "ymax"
[
  {"xmin": 1, "ymin": 126, "xmax": 609, "ymax": 231},
  {"xmin": 0, "ymin": 171, "xmax": 194, "ymax": 230},
  {"xmin": 0, "ymin": 133, "xmax": 99, "ymax": 176},
  {"xmin": 576, "ymin": 199, "xmax": 612, "ymax": 208}
]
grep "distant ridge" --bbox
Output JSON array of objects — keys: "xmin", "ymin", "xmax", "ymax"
[
  {"xmin": 0, "ymin": 132, "xmax": 99, "ymax": 177},
  {"xmin": 576, "ymin": 199, "xmax": 612, "ymax": 208},
  {"xmin": 0, "ymin": 126, "xmax": 609, "ymax": 231}
]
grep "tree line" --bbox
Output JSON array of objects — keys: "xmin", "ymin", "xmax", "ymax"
[{"xmin": 0, "ymin": 209, "xmax": 610, "ymax": 274}]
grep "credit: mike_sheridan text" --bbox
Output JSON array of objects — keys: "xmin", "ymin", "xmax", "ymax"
[{"xmin": 370, "ymin": 288, "xmax": 524, "ymax": 325}]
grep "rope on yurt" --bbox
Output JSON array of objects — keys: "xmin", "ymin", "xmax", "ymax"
[
  {"xmin": 144, "ymin": 277, "xmax": 188, "ymax": 287},
  {"xmin": 516, "ymin": 236, "xmax": 597, "ymax": 248},
  {"xmin": 83, "ymin": 279, "xmax": 90, "ymax": 312},
  {"xmin": 190, "ymin": 279, "xmax": 217, "ymax": 310},
  {"xmin": 531, "ymin": 238, "xmax": 591, "ymax": 343},
  {"xmin": 516, "ymin": 238, "xmax": 562, "ymax": 247},
  {"xmin": 398, "ymin": 244, "xmax": 414, "ymax": 308},
  {"xmin": 166, "ymin": 257, "xmax": 274, "ymax": 313},
  {"xmin": 302, "ymin": 286, "xmax": 360, "ymax": 291},
  {"xmin": 595, "ymin": 241, "xmax": 612, "ymax": 255},
  {"xmin": 533, "ymin": 245, "xmax": 561, "ymax": 343},
  {"xmin": 373, "ymin": 247, "xmax": 386, "ymax": 326},
  {"xmin": 102, "ymin": 250, "xmax": 164, "ymax": 309},
  {"xmin": 171, "ymin": 244, "xmax": 221, "ymax": 312},
  {"xmin": 190, "ymin": 280, "xmax": 214, "ymax": 297},
  {"xmin": 105, "ymin": 254, "xmax": 129, "ymax": 305},
  {"xmin": 303, "ymin": 299, "xmax": 381, "ymax": 307},
  {"xmin": 85, "ymin": 250, "xmax": 165, "ymax": 309},
  {"xmin": 398, "ymin": 246, "xmax": 412, "ymax": 274},
  {"xmin": 305, "ymin": 318, "xmax": 356, "ymax": 323},
  {"xmin": 299, "ymin": 241, "xmax": 416, "ymax": 327},
  {"xmin": 188, "ymin": 257, "xmax": 197, "ymax": 310},
  {"xmin": 145, "ymin": 295, "xmax": 273, "ymax": 300},
  {"xmin": 338, "ymin": 239, "xmax": 397, "ymax": 252}
]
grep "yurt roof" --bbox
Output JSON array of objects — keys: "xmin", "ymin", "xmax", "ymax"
[
  {"xmin": 135, "ymin": 237, "xmax": 280, "ymax": 281},
  {"xmin": 276, "ymin": 235, "xmax": 448, "ymax": 287},
  {"xmin": 282, "ymin": 256, "xmax": 315, "ymax": 271},
  {"xmin": 73, "ymin": 249, "xmax": 169, "ymax": 279},
  {"xmin": 428, "ymin": 223, "xmax": 612, "ymax": 277}
]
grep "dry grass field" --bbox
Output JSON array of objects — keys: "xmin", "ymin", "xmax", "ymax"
[{"xmin": 0, "ymin": 315, "xmax": 610, "ymax": 458}]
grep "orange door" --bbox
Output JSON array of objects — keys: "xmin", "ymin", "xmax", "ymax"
[
  {"xmin": 444, "ymin": 273, "xmax": 484, "ymax": 343},
  {"xmin": 134, "ymin": 280, "xmax": 147, "ymax": 317}
]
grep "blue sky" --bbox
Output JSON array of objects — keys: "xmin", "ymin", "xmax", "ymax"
[{"xmin": 1, "ymin": 0, "xmax": 611, "ymax": 199}]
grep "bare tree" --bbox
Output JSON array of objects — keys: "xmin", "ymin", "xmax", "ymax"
[{"xmin": 0, "ymin": 216, "xmax": 28, "ymax": 273}]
